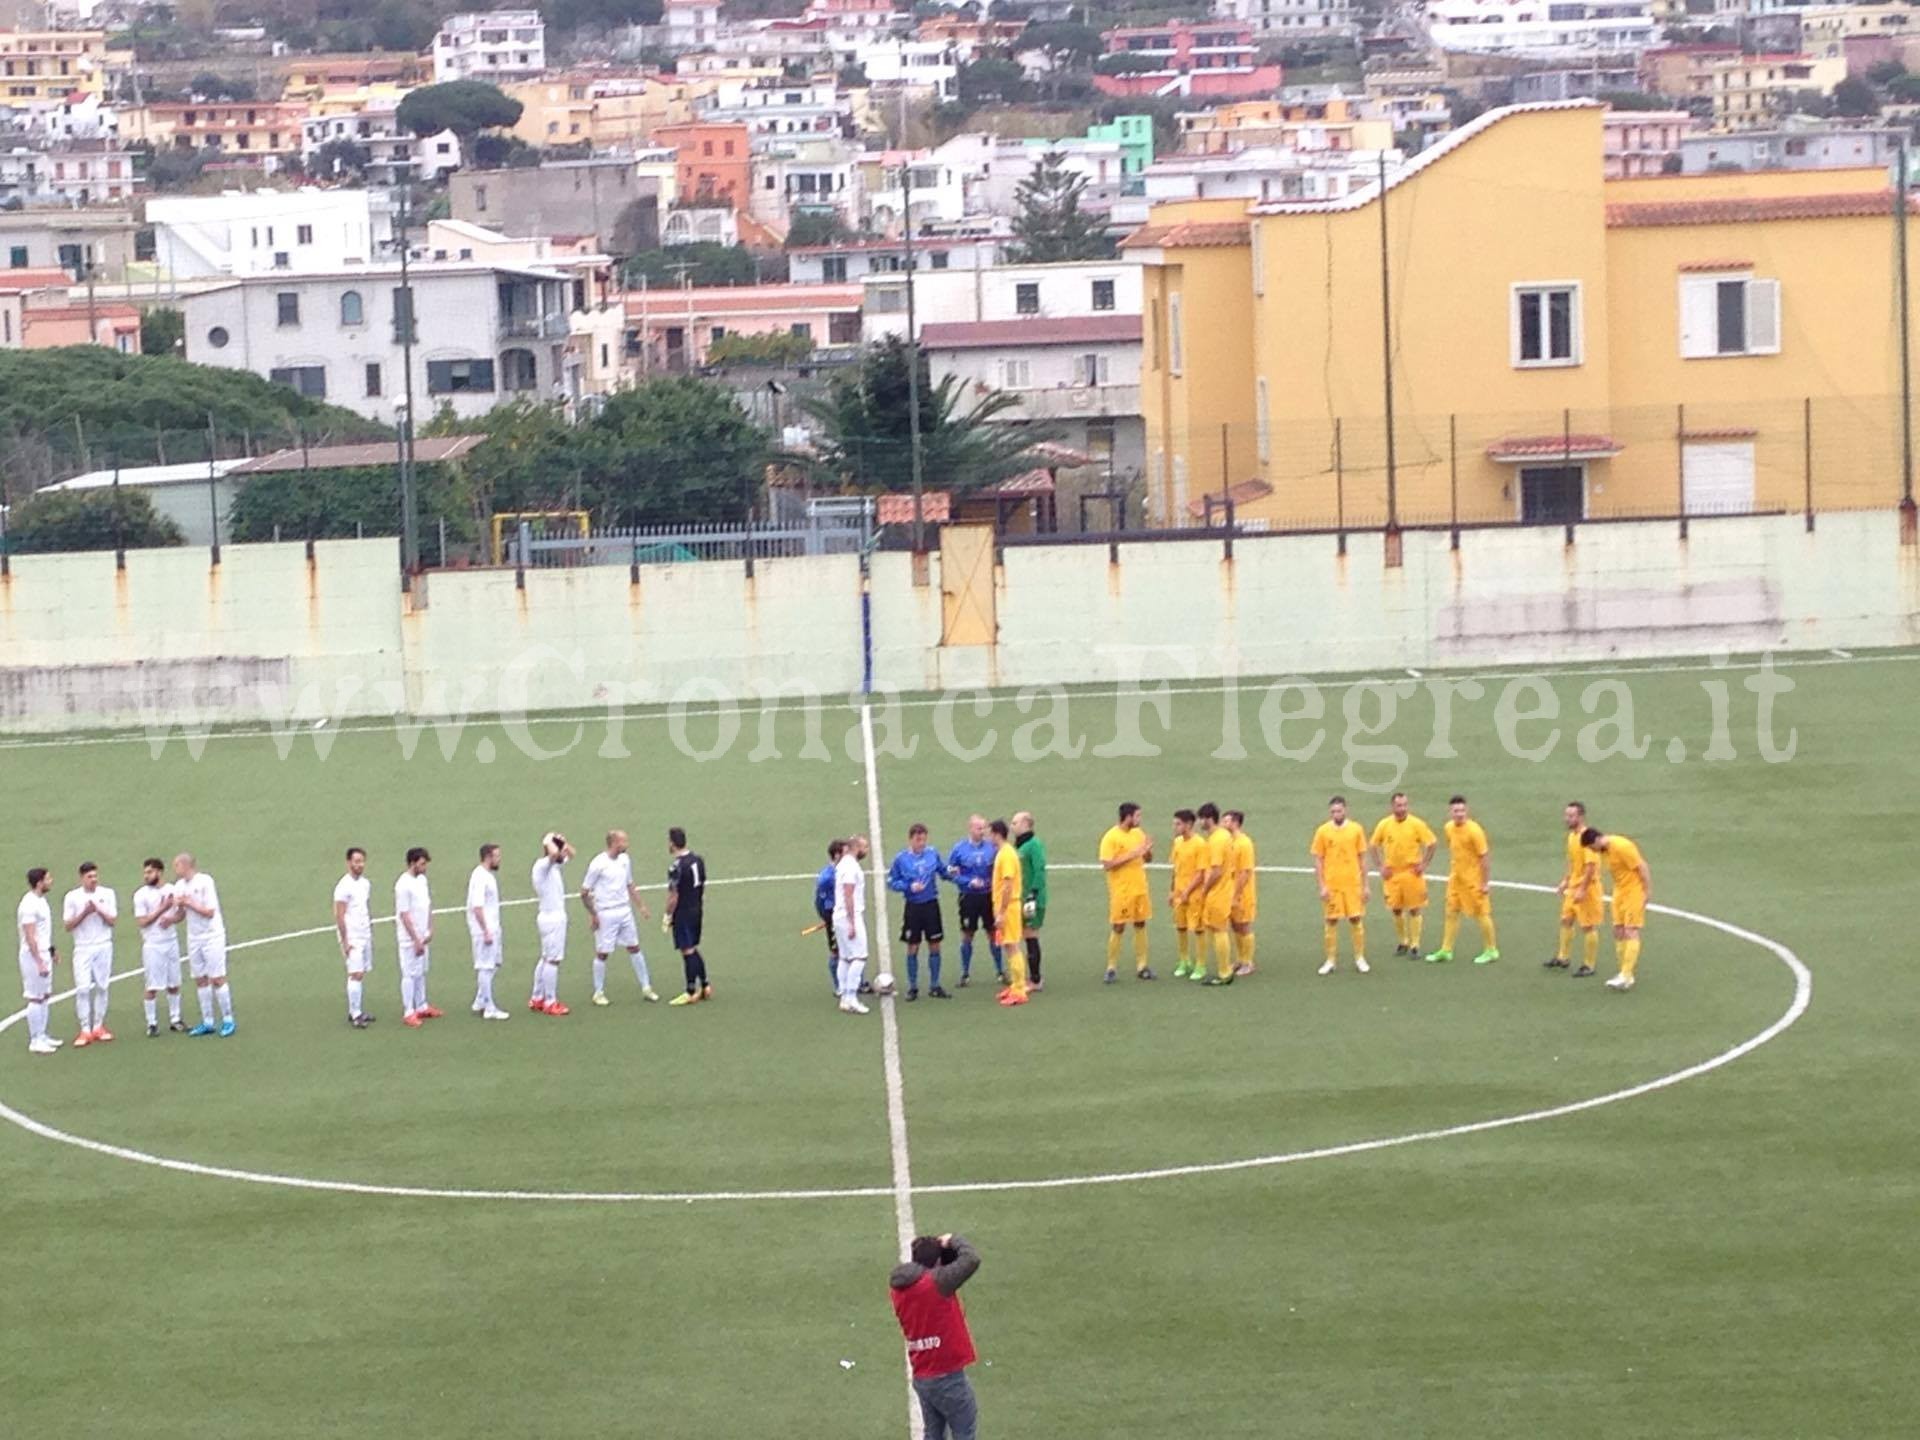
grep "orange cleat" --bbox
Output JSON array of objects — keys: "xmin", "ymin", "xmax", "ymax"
[
  {"xmin": 998, "ymin": 990, "xmax": 1030, "ymax": 1007},
  {"xmin": 92, "ymin": 1027, "xmax": 113, "ymax": 1042},
  {"xmin": 545, "ymin": 1001, "xmax": 570, "ymax": 1016},
  {"xmin": 73, "ymin": 1031, "xmax": 93, "ymax": 1047},
  {"xmin": 420, "ymin": 1005, "xmax": 445, "ymax": 1019},
  {"xmin": 701, "ymin": 984, "xmax": 713, "ymax": 1001},
  {"xmin": 529, "ymin": 998, "xmax": 546, "ymax": 1013},
  {"xmin": 402, "ymin": 1011, "xmax": 424, "ymax": 1028}
]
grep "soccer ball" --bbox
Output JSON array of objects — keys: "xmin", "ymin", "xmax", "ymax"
[{"xmin": 873, "ymin": 972, "xmax": 897, "ymax": 997}]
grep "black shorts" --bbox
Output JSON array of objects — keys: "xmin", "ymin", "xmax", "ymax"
[
  {"xmin": 900, "ymin": 900, "xmax": 944, "ymax": 946},
  {"xmin": 957, "ymin": 891, "xmax": 993, "ymax": 932},
  {"xmin": 820, "ymin": 915, "xmax": 838, "ymax": 958},
  {"xmin": 672, "ymin": 911, "xmax": 703, "ymax": 950}
]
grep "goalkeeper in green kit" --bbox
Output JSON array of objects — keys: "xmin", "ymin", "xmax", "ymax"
[{"xmin": 1013, "ymin": 811, "xmax": 1048, "ymax": 993}]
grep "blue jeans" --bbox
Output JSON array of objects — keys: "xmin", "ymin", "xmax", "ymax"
[{"xmin": 913, "ymin": 1369, "xmax": 977, "ymax": 1440}]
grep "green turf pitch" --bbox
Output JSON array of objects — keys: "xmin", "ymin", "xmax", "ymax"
[{"xmin": 0, "ymin": 653, "xmax": 1912, "ymax": 1439}]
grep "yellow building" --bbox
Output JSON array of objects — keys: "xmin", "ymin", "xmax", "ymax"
[
  {"xmin": 0, "ymin": 28, "xmax": 109, "ymax": 105},
  {"xmin": 503, "ymin": 73, "xmax": 699, "ymax": 150},
  {"xmin": 1709, "ymin": 54, "xmax": 1847, "ymax": 131},
  {"xmin": 1127, "ymin": 101, "xmax": 1916, "ymax": 529},
  {"xmin": 1176, "ymin": 96, "xmax": 1394, "ymax": 156}
]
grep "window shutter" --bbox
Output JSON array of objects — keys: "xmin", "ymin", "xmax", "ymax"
[
  {"xmin": 1678, "ymin": 277, "xmax": 1717, "ymax": 358},
  {"xmin": 1745, "ymin": 278, "xmax": 1781, "ymax": 354}
]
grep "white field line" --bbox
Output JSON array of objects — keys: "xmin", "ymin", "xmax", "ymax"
[
  {"xmin": 0, "ymin": 649, "xmax": 1909, "ymax": 754},
  {"xmin": 0, "ymin": 871, "xmax": 1809, "ymax": 1209}
]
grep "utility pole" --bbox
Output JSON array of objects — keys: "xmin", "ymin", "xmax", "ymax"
[
  {"xmin": 900, "ymin": 146, "xmax": 926, "ymax": 553},
  {"xmin": 1376, "ymin": 150, "xmax": 1399, "ymax": 536},
  {"xmin": 1899, "ymin": 138, "xmax": 1915, "ymax": 522},
  {"xmin": 395, "ymin": 183, "xmax": 420, "ymax": 579}
]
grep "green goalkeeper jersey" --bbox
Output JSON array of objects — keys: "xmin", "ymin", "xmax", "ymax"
[{"xmin": 1016, "ymin": 832, "xmax": 1048, "ymax": 908}]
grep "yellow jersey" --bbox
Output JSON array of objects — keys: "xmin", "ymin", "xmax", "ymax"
[
  {"xmin": 1170, "ymin": 832, "xmax": 1207, "ymax": 898},
  {"xmin": 1370, "ymin": 814, "xmax": 1436, "ymax": 872},
  {"xmin": 1444, "ymin": 819, "xmax": 1490, "ymax": 887},
  {"xmin": 1599, "ymin": 835, "xmax": 1646, "ymax": 891},
  {"xmin": 1099, "ymin": 825, "xmax": 1150, "ymax": 903},
  {"xmin": 1564, "ymin": 831, "xmax": 1598, "ymax": 889},
  {"xmin": 1310, "ymin": 820, "xmax": 1367, "ymax": 888},
  {"xmin": 1230, "ymin": 831, "xmax": 1257, "ymax": 903},
  {"xmin": 992, "ymin": 841, "xmax": 1024, "ymax": 914},
  {"xmin": 1204, "ymin": 826, "xmax": 1234, "ymax": 893}
]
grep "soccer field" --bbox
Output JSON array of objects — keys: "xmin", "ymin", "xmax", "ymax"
[{"xmin": 1, "ymin": 651, "xmax": 1913, "ymax": 1439}]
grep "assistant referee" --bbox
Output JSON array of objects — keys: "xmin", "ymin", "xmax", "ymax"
[{"xmin": 664, "ymin": 827, "xmax": 709, "ymax": 1006}]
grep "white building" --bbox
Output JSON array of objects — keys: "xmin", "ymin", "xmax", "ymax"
[
  {"xmin": 180, "ymin": 260, "xmax": 575, "ymax": 423},
  {"xmin": 148, "ymin": 190, "xmax": 385, "ymax": 279},
  {"xmin": 1425, "ymin": 0, "xmax": 1657, "ymax": 55},
  {"xmin": 1110, "ymin": 145, "xmax": 1399, "ymax": 225},
  {"xmin": 301, "ymin": 108, "xmax": 463, "ymax": 186},
  {"xmin": 0, "ymin": 140, "xmax": 139, "ymax": 206},
  {"xmin": 697, "ymin": 77, "xmax": 855, "ymax": 140},
  {"xmin": 787, "ymin": 232, "xmax": 1003, "ymax": 283},
  {"xmin": 1213, "ymin": 0, "xmax": 1358, "ymax": 38},
  {"xmin": 862, "ymin": 146, "xmax": 974, "ymax": 234},
  {"xmin": 847, "ymin": 38, "xmax": 961, "ymax": 98},
  {"xmin": 750, "ymin": 135, "xmax": 864, "ymax": 232},
  {"xmin": 432, "ymin": 10, "xmax": 547, "ymax": 83},
  {"xmin": 964, "ymin": 135, "xmax": 1130, "ymax": 218},
  {"xmin": 663, "ymin": 0, "xmax": 723, "ymax": 49}
]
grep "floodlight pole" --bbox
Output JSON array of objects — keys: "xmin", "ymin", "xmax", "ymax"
[
  {"xmin": 395, "ymin": 183, "xmax": 420, "ymax": 581},
  {"xmin": 901, "ymin": 146, "xmax": 927, "ymax": 554}
]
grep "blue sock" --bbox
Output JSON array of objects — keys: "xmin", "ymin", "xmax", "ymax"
[
  {"xmin": 991, "ymin": 943, "xmax": 1004, "ymax": 975},
  {"xmin": 905, "ymin": 949, "xmax": 920, "ymax": 989},
  {"xmin": 828, "ymin": 954, "xmax": 838, "ymax": 990},
  {"xmin": 960, "ymin": 936, "xmax": 973, "ymax": 975},
  {"xmin": 928, "ymin": 950, "xmax": 942, "ymax": 989}
]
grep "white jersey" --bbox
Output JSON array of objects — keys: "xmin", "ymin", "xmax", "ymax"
[
  {"xmin": 17, "ymin": 892, "xmax": 51, "ymax": 961},
  {"xmin": 333, "ymin": 873, "xmax": 373, "ymax": 943},
  {"xmin": 831, "ymin": 854, "xmax": 866, "ymax": 927},
  {"xmin": 531, "ymin": 855, "xmax": 567, "ymax": 917},
  {"xmin": 394, "ymin": 871, "xmax": 432, "ymax": 944},
  {"xmin": 583, "ymin": 851, "xmax": 634, "ymax": 918},
  {"xmin": 62, "ymin": 885, "xmax": 117, "ymax": 947},
  {"xmin": 134, "ymin": 883, "xmax": 180, "ymax": 954},
  {"xmin": 181, "ymin": 871, "xmax": 224, "ymax": 941},
  {"xmin": 466, "ymin": 866, "xmax": 501, "ymax": 939}
]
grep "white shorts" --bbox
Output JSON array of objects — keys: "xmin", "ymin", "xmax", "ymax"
[
  {"xmin": 536, "ymin": 912, "xmax": 566, "ymax": 962},
  {"xmin": 595, "ymin": 911, "xmax": 638, "ymax": 953},
  {"xmin": 470, "ymin": 933, "xmax": 501, "ymax": 970},
  {"xmin": 18, "ymin": 951, "xmax": 50, "ymax": 1001},
  {"xmin": 73, "ymin": 942, "xmax": 113, "ymax": 989},
  {"xmin": 399, "ymin": 942, "xmax": 430, "ymax": 979},
  {"xmin": 189, "ymin": 932, "xmax": 228, "ymax": 981},
  {"xmin": 343, "ymin": 935, "xmax": 374, "ymax": 974},
  {"xmin": 838, "ymin": 921, "xmax": 869, "ymax": 962},
  {"xmin": 142, "ymin": 946, "xmax": 181, "ymax": 991}
]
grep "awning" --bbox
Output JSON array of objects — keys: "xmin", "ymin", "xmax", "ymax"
[{"xmin": 1486, "ymin": 434, "xmax": 1623, "ymax": 463}]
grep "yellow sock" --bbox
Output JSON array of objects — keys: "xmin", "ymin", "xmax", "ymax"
[
  {"xmin": 1352, "ymin": 920, "xmax": 1366, "ymax": 960},
  {"xmin": 1213, "ymin": 931, "xmax": 1233, "ymax": 978},
  {"xmin": 1409, "ymin": 912, "xmax": 1424, "ymax": 949},
  {"xmin": 1556, "ymin": 922, "xmax": 1574, "ymax": 962},
  {"xmin": 1133, "ymin": 926, "xmax": 1149, "ymax": 973},
  {"xmin": 1440, "ymin": 914, "xmax": 1459, "ymax": 952},
  {"xmin": 1106, "ymin": 931, "xmax": 1122, "ymax": 972},
  {"xmin": 1237, "ymin": 931, "xmax": 1255, "ymax": 969},
  {"xmin": 1619, "ymin": 937, "xmax": 1641, "ymax": 978},
  {"xmin": 1175, "ymin": 929, "xmax": 1189, "ymax": 964},
  {"xmin": 1323, "ymin": 924, "xmax": 1338, "ymax": 962},
  {"xmin": 1583, "ymin": 930, "xmax": 1600, "ymax": 970},
  {"xmin": 1006, "ymin": 942, "xmax": 1028, "ymax": 996},
  {"xmin": 1481, "ymin": 916, "xmax": 1498, "ymax": 952}
]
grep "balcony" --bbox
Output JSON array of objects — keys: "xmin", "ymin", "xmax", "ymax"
[
  {"xmin": 499, "ymin": 312, "xmax": 570, "ymax": 340},
  {"xmin": 1002, "ymin": 383, "xmax": 1142, "ymax": 420}
]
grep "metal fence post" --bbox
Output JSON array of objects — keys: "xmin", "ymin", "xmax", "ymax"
[
  {"xmin": 205, "ymin": 413, "xmax": 221, "ymax": 565},
  {"xmin": 1449, "ymin": 413, "xmax": 1460, "ymax": 549},
  {"xmin": 1676, "ymin": 403, "xmax": 1688, "ymax": 541},
  {"xmin": 1333, "ymin": 417, "xmax": 1346, "ymax": 556},
  {"xmin": 1803, "ymin": 396, "xmax": 1814, "ymax": 532},
  {"xmin": 516, "ymin": 520, "xmax": 530, "ymax": 590}
]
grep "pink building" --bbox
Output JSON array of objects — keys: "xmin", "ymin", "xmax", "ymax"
[
  {"xmin": 1096, "ymin": 19, "xmax": 1282, "ymax": 101},
  {"xmin": 1603, "ymin": 109, "xmax": 1691, "ymax": 179},
  {"xmin": 0, "ymin": 270, "xmax": 143, "ymax": 352},
  {"xmin": 624, "ymin": 283, "xmax": 864, "ymax": 370}
]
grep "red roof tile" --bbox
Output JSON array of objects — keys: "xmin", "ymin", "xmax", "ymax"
[
  {"xmin": 1120, "ymin": 219, "xmax": 1251, "ymax": 250},
  {"xmin": 920, "ymin": 316, "xmax": 1141, "ymax": 349},
  {"xmin": 1486, "ymin": 434, "xmax": 1623, "ymax": 461},
  {"xmin": 875, "ymin": 491, "xmax": 952, "ymax": 525},
  {"xmin": 1608, "ymin": 191, "xmax": 1918, "ymax": 227},
  {"xmin": 1677, "ymin": 257, "xmax": 1754, "ymax": 271}
]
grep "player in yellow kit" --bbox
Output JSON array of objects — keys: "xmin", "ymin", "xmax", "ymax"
[
  {"xmin": 1369, "ymin": 791, "xmax": 1436, "ymax": 959},
  {"xmin": 1224, "ymin": 810, "xmax": 1258, "ymax": 977},
  {"xmin": 1581, "ymin": 827, "xmax": 1651, "ymax": 992},
  {"xmin": 1549, "ymin": 801, "xmax": 1604, "ymax": 978},
  {"xmin": 990, "ymin": 818, "xmax": 1030, "ymax": 1006},
  {"xmin": 1310, "ymin": 796, "xmax": 1370, "ymax": 975},
  {"xmin": 1168, "ymin": 809, "xmax": 1208, "ymax": 979},
  {"xmin": 1097, "ymin": 801, "xmax": 1154, "ymax": 983},
  {"xmin": 1430, "ymin": 794, "xmax": 1499, "ymax": 965},
  {"xmin": 1194, "ymin": 802, "xmax": 1238, "ymax": 985}
]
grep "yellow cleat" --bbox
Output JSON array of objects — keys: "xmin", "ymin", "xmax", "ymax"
[{"xmin": 668, "ymin": 990, "xmax": 697, "ymax": 1007}]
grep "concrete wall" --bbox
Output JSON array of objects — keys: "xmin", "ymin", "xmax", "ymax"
[{"xmin": 1, "ymin": 511, "xmax": 1916, "ymax": 732}]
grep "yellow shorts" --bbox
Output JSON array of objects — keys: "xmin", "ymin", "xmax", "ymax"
[
  {"xmin": 1612, "ymin": 887, "xmax": 1647, "ymax": 930},
  {"xmin": 1108, "ymin": 893, "xmax": 1151, "ymax": 927},
  {"xmin": 997, "ymin": 914, "xmax": 1023, "ymax": 947},
  {"xmin": 1321, "ymin": 885, "xmax": 1363, "ymax": 921},
  {"xmin": 1446, "ymin": 885, "xmax": 1490, "ymax": 920},
  {"xmin": 1176, "ymin": 894, "xmax": 1206, "ymax": 931},
  {"xmin": 1383, "ymin": 872, "xmax": 1427, "ymax": 911},
  {"xmin": 1201, "ymin": 885, "xmax": 1232, "ymax": 930},
  {"xmin": 1561, "ymin": 889, "xmax": 1603, "ymax": 928},
  {"xmin": 1230, "ymin": 895, "xmax": 1256, "ymax": 927}
]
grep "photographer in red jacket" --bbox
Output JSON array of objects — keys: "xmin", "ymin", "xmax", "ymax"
[{"xmin": 889, "ymin": 1233, "xmax": 981, "ymax": 1440}]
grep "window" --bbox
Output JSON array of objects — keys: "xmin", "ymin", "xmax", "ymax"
[
  {"xmin": 1680, "ymin": 274, "xmax": 1780, "ymax": 358},
  {"xmin": 1512, "ymin": 283, "xmax": 1580, "ymax": 367},
  {"xmin": 930, "ymin": 251, "xmax": 949, "ymax": 270},
  {"xmin": 207, "ymin": 326, "xmax": 230, "ymax": 349},
  {"xmin": 1255, "ymin": 376, "xmax": 1270, "ymax": 461},
  {"xmin": 426, "ymin": 358, "xmax": 495, "ymax": 394},
  {"xmin": 821, "ymin": 256, "xmax": 847, "ymax": 282},
  {"xmin": 1168, "ymin": 294, "xmax": 1184, "ymax": 376},
  {"xmin": 392, "ymin": 287, "xmax": 417, "ymax": 344},
  {"xmin": 296, "ymin": 224, "xmax": 314, "ymax": 244},
  {"xmin": 57, "ymin": 242, "xmax": 86, "ymax": 276},
  {"xmin": 1519, "ymin": 465, "xmax": 1584, "ymax": 524},
  {"xmin": 501, "ymin": 348, "xmax": 539, "ymax": 392},
  {"xmin": 1091, "ymin": 278, "xmax": 1115, "ymax": 312},
  {"xmin": 273, "ymin": 252, "xmax": 290, "ymax": 269},
  {"xmin": 1078, "ymin": 352, "xmax": 1111, "ymax": 386},
  {"xmin": 340, "ymin": 290, "xmax": 364, "ymax": 326},
  {"xmin": 269, "ymin": 365, "xmax": 327, "ymax": 398},
  {"xmin": 1682, "ymin": 441, "xmax": 1755, "ymax": 515},
  {"xmin": 474, "ymin": 185, "xmax": 488, "ymax": 212},
  {"xmin": 1002, "ymin": 359, "xmax": 1031, "ymax": 387},
  {"xmin": 1014, "ymin": 282, "xmax": 1039, "ymax": 315},
  {"xmin": 364, "ymin": 362, "xmax": 382, "ymax": 397},
  {"xmin": 710, "ymin": 326, "xmax": 727, "ymax": 343},
  {"xmin": 7, "ymin": 245, "xmax": 26, "ymax": 268},
  {"xmin": 276, "ymin": 291, "xmax": 300, "ymax": 326},
  {"xmin": 829, "ymin": 312, "xmax": 860, "ymax": 344},
  {"xmin": 789, "ymin": 322, "xmax": 813, "ymax": 340},
  {"xmin": 1086, "ymin": 417, "xmax": 1116, "ymax": 458}
]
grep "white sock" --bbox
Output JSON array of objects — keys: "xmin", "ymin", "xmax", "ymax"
[
  {"xmin": 541, "ymin": 961, "xmax": 559, "ymax": 1001},
  {"xmin": 593, "ymin": 957, "xmax": 607, "ymax": 994},
  {"xmin": 27, "ymin": 999, "xmax": 47, "ymax": 1041},
  {"xmin": 847, "ymin": 959, "xmax": 866, "ymax": 996},
  {"xmin": 629, "ymin": 950, "xmax": 650, "ymax": 989},
  {"xmin": 347, "ymin": 978, "xmax": 363, "ymax": 1019},
  {"xmin": 75, "ymin": 989, "xmax": 92, "ymax": 1033},
  {"xmin": 94, "ymin": 987, "xmax": 108, "ymax": 1027},
  {"xmin": 196, "ymin": 983, "xmax": 214, "ymax": 1025},
  {"xmin": 215, "ymin": 984, "xmax": 234, "ymax": 1021},
  {"xmin": 836, "ymin": 959, "xmax": 851, "ymax": 997},
  {"xmin": 476, "ymin": 969, "xmax": 495, "ymax": 1010},
  {"xmin": 168, "ymin": 992, "xmax": 182, "ymax": 1023},
  {"xmin": 144, "ymin": 995, "xmax": 158, "ymax": 1027}
]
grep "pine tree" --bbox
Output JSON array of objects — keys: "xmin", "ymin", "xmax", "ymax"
[{"xmin": 1008, "ymin": 152, "xmax": 1113, "ymax": 264}]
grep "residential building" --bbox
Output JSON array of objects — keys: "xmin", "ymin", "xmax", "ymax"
[
  {"xmin": 913, "ymin": 15, "xmax": 1029, "ymax": 55},
  {"xmin": 1087, "ymin": 114, "xmax": 1157, "ymax": 177},
  {"xmin": 750, "ymin": 134, "xmax": 864, "ymax": 233},
  {"xmin": 695, "ymin": 76, "xmax": 855, "ymax": 140},
  {"xmin": 859, "ymin": 146, "xmax": 973, "ymax": 233},
  {"xmin": 654, "ymin": 121, "xmax": 755, "ymax": 208},
  {"xmin": 450, "ymin": 158, "xmax": 664, "ymax": 254},
  {"xmin": 1512, "ymin": 63, "xmax": 1644, "ymax": 102},
  {"xmin": 803, "ymin": 0, "xmax": 897, "ymax": 32},
  {"xmin": 0, "ymin": 29, "xmax": 109, "ymax": 108},
  {"xmin": 1175, "ymin": 94, "xmax": 1395, "ymax": 155},
  {"xmin": 1679, "ymin": 123, "xmax": 1901, "ymax": 172},
  {"xmin": 1424, "ymin": 0, "xmax": 1657, "ymax": 57},
  {"xmin": 122, "ymin": 101, "xmax": 309, "ymax": 172},
  {"xmin": 1801, "ymin": 2, "xmax": 1919, "ymax": 56},
  {"xmin": 432, "ymin": 10, "xmax": 547, "ymax": 83},
  {"xmin": 0, "ymin": 266, "xmax": 140, "ymax": 350},
  {"xmin": 862, "ymin": 258, "xmax": 1142, "ymax": 340},
  {"xmin": 147, "ymin": 190, "xmax": 382, "ymax": 280},
  {"xmin": 181, "ymin": 260, "xmax": 575, "ymax": 422},
  {"xmin": 1211, "ymin": 0, "xmax": 1359, "ymax": 40},
  {"xmin": 279, "ymin": 53, "xmax": 426, "ymax": 99},
  {"xmin": 0, "ymin": 138, "xmax": 138, "ymax": 205},
  {"xmin": 659, "ymin": 201, "xmax": 744, "ymax": 246},
  {"xmin": 849, "ymin": 38, "xmax": 960, "ymax": 97},
  {"xmin": 1709, "ymin": 54, "xmax": 1847, "ymax": 130},
  {"xmin": 1125, "ymin": 101, "xmax": 1916, "ymax": 530},
  {"xmin": 664, "ymin": 0, "xmax": 723, "ymax": 50},
  {"xmin": 1603, "ymin": 109, "xmax": 1690, "ymax": 177},
  {"xmin": 1096, "ymin": 20, "xmax": 1285, "ymax": 101},
  {"xmin": 1639, "ymin": 44, "xmax": 1742, "ymax": 104},
  {"xmin": 787, "ymin": 232, "xmax": 1003, "ymax": 283},
  {"xmin": 502, "ymin": 72, "xmax": 698, "ymax": 150},
  {"xmin": 1364, "ymin": 68, "xmax": 1455, "ymax": 147},
  {"xmin": 1112, "ymin": 144, "xmax": 1399, "ymax": 225},
  {"xmin": 300, "ymin": 105, "xmax": 462, "ymax": 186},
  {"xmin": 623, "ymin": 282, "xmax": 864, "ymax": 370},
  {"xmin": 0, "ymin": 205, "xmax": 137, "ymax": 278}
]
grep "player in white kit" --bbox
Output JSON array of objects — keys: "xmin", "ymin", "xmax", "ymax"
[
  {"xmin": 18, "ymin": 867, "xmax": 62, "ymax": 1056},
  {"xmin": 174, "ymin": 853, "xmax": 235, "ymax": 1038},
  {"xmin": 834, "ymin": 834, "xmax": 872, "ymax": 1015},
  {"xmin": 333, "ymin": 847, "xmax": 376, "ymax": 1029},
  {"xmin": 62, "ymin": 861, "xmax": 119, "ymax": 1046},
  {"xmin": 467, "ymin": 843, "xmax": 510, "ymax": 1021},
  {"xmin": 394, "ymin": 847, "xmax": 438, "ymax": 1029},
  {"xmin": 529, "ymin": 832, "xmax": 574, "ymax": 1015},
  {"xmin": 134, "ymin": 857, "xmax": 185, "ymax": 1036},
  {"xmin": 581, "ymin": 829, "xmax": 657, "ymax": 1006}
]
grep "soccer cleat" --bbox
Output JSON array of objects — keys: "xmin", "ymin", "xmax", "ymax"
[
  {"xmin": 847, "ymin": 997, "xmax": 871, "ymax": 1015},
  {"xmin": 1394, "ymin": 944, "xmax": 1409, "ymax": 957},
  {"xmin": 472, "ymin": 1000, "xmax": 487, "ymax": 1015},
  {"xmin": 483, "ymin": 1007, "xmax": 511, "ymax": 1021},
  {"xmin": 218, "ymin": 1019, "xmax": 236, "ymax": 1037},
  {"xmin": 29, "ymin": 1036, "xmax": 58, "ymax": 1056},
  {"xmin": 1203, "ymin": 974, "xmax": 1234, "ymax": 987},
  {"xmin": 529, "ymin": 997, "xmax": 548, "ymax": 1013},
  {"xmin": 1406, "ymin": 949, "xmax": 1423, "ymax": 962},
  {"xmin": 957, "ymin": 973, "xmax": 971, "ymax": 988},
  {"xmin": 73, "ymin": 1031, "xmax": 92, "ymax": 1047},
  {"xmin": 1233, "ymin": 962, "xmax": 1255, "ymax": 977},
  {"xmin": 1189, "ymin": 966, "xmax": 1209, "ymax": 983},
  {"xmin": 1317, "ymin": 960, "xmax": 1336, "ymax": 976},
  {"xmin": 1571, "ymin": 965, "xmax": 1595, "ymax": 978},
  {"xmin": 92, "ymin": 1027, "xmax": 113, "ymax": 1043},
  {"xmin": 350, "ymin": 1015, "xmax": 373, "ymax": 1029},
  {"xmin": 592, "ymin": 991, "xmax": 610, "ymax": 1007},
  {"xmin": 1545, "ymin": 957, "xmax": 1570, "ymax": 969},
  {"xmin": 188, "ymin": 1021, "xmax": 217, "ymax": 1036},
  {"xmin": 999, "ymin": 990, "xmax": 1030, "ymax": 1007},
  {"xmin": 147, "ymin": 1023, "xmax": 160, "ymax": 1038},
  {"xmin": 668, "ymin": 991, "xmax": 696, "ymax": 1007},
  {"xmin": 1606, "ymin": 974, "xmax": 1635, "ymax": 992},
  {"xmin": 857, "ymin": 981, "xmax": 874, "ymax": 996},
  {"xmin": 1172, "ymin": 962, "xmax": 1192, "ymax": 979},
  {"xmin": 1426, "ymin": 949, "xmax": 1452, "ymax": 963},
  {"xmin": 421, "ymin": 1005, "xmax": 445, "ymax": 1019},
  {"xmin": 1030, "ymin": 978, "xmax": 1044, "ymax": 992},
  {"xmin": 1138, "ymin": 968, "xmax": 1156, "ymax": 981},
  {"xmin": 1103, "ymin": 968, "xmax": 1117, "ymax": 984},
  {"xmin": 702, "ymin": 985, "xmax": 713, "ymax": 1000},
  {"xmin": 546, "ymin": 1001, "xmax": 571, "ymax": 1015},
  {"xmin": 928, "ymin": 986, "xmax": 951, "ymax": 999},
  {"xmin": 168, "ymin": 1020, "xmax": 187, "ymax": 1033},
  {"xmin": 1355, "ymin": 957, "xmax": 1371, "ymax": 974},
  {"xmin": 640, "ymin": 987, "xmax": 660, "ymax": 1003},
  {"xmin": 904, "ymin": 987, "xmax": 919, "ymax": 1002},
  {"xmin": 403, "ymin": 1011, "xmax": 424, "ymax": 1028},
  {"xmin": 1472, "ymin": 949, "xmax": 1500, "ymax": 966}
]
